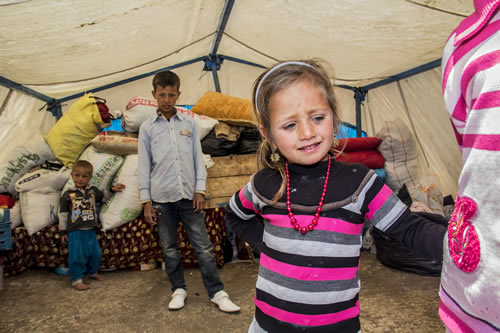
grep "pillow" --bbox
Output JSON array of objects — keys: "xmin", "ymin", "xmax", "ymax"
[
  {"xmin": 191, "ymin": 92, "xmax": 257, "ymax": 127},
  {"xmin": 334, "ymin": 137, "xmax": 381, "ymax": 152},
  {"xmin": 334, "ymin": 150, "xmax": 385, "ymax": 169},
  {"xmin": 45, "ymin": 93, "xmax": 107, "ymax": 167}
]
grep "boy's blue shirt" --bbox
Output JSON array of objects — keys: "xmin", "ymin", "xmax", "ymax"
[{"xmin": 138, "ymin": 108, "xmax": 206, "ymax": 203}]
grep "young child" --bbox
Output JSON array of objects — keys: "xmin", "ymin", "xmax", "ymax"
[
  {"xmin": 225, "ymin": 60, "xmax": 447, "ymax": 332},
  {"xmin": 138, "ymin": 70, "xmax": 239, "ymax": 312},
  {"xmin": 59, "ymin": 160, "xmax": 125, "ymax": 291},
  {"xmin": 439, "ymin": 1, "xmax": 500, "ymax": 331}
]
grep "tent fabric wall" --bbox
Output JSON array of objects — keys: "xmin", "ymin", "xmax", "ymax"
[
  {"xmin": 0, "ymin": 87, "xmax": 56, "ymax": 163},
  {"xmin": 0, "ymin": 0, "xmax": 471, "ymax": 198}
]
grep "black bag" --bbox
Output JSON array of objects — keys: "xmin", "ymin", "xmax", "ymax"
[
  {"xmin": 201, "ymin": 129, "xmax": 239, "ymax": 156},
  {"xmin": 372, "ymin": 212, "xmax": 448, "ymax": 277}
]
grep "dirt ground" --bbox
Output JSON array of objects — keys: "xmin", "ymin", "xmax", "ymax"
[{"xmin": 0, "ymin": 251, "xmax": 443, "ymax": 333}]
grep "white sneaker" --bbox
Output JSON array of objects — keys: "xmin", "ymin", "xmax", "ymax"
[
  {"xmin": 210, "ymin": 290, "xmax": 240, "ymax": 313},
  {"xmin": 168, "ymin": 288, "xmax": 187, "ymax": 311}
]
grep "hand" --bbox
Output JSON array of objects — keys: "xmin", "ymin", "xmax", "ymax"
[
  {"xmin": 193, "ymin": 193, "xmax": 205, "ymax": 213},
  {"xmin": 111, "ymin": 183, "xmax": 126, "ymax": 192},
  {"xmin": 143, "ymin": 202, "xmax": 157, "ymax": 225},
  {"xmin": 61, "ymin": 234, "xmax": 68, "ymax": 245}
]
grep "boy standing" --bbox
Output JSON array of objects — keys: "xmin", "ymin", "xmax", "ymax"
[
  {"xmin": 59, "ymin": 160, "xmax": 125, "ymax": 291},
  {"xmin": 138, "ymin": 71, "xmax": 239, "ymax": 313}
]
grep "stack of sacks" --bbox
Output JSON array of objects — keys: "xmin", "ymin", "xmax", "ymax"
[
  {"xmin": 192, "ymin": 92, "xmax": 261, "ymax": 156},
  {"xmin": 15, "ymin": 165, "xmax": 70, "ymax": 235},
  {"xmin": 61, "ymin": 145, "xmax": 124, "ymax": 198},
  {"xmin": 121, "ymin": 96, "xmax": 218, "ymax": 138},
  {"xmin": 45, "ymin": 93, "xmax": 112, "ymax": 167},
  {"xmin": 376, "ymin": 118, "xmax": 444, "ymax": 215},
  {"xmin": 332, "ymin": 137, "xmax": 386, "ymax": 180}
]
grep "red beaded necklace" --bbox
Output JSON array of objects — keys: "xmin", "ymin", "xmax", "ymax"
[{"xmin": 285, "ymin": 155, "xmax": 331, "ymax": 235}]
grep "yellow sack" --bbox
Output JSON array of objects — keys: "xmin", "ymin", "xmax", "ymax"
[
  {"xmin": 191, "ymin": 92, "xmax": 257, "ymax": 127},
  {"xmin": 45, "ymin": 93, "xmax": 104, "ymax": 167}
]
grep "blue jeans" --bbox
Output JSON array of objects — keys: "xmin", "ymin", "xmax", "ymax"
[
  {"xmin": 68, "ymin": 229, "xmax": 101, "ymax": 283},
  {"xmin": 154, "ymin": 200, "xmax": 223, "ymax": 298}
]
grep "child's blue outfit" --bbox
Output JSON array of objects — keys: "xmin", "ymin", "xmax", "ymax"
[{"xmin": 59, "ymin": 185, "xmax": 104, "ymax": 285}]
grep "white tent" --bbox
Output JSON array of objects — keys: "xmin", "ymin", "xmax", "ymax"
[{"xmin": 0, "ymin": 0, "xmax": 469, "ymax": 197}]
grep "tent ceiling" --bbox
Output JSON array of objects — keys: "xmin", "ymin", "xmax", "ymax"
[{"xmin": 0, "ymin": 0, "xmax": 474, "ymax": 99}]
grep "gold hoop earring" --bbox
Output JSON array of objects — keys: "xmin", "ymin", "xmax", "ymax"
[{"xmin": 270, "ymin": 151, "xmax": 280, "ymax": 163}]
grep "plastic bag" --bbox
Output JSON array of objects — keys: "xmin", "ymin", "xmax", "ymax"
[{"xmin": 372, "ymin": 212, "xmax": 447, "ymax": 276}]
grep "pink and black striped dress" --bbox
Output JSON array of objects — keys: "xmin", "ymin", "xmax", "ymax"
[
  {"xmin": 440, "ymin": 0, "xmax": 500, "ymax": 332},
  {"xmin": 226, "ymin": 159, "xmax": 445, "ymax": 332}
]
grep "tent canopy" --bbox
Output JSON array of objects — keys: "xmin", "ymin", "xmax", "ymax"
[{"xmin": 0, "ymin": 0, "xmax": 468, "ymax": 196}]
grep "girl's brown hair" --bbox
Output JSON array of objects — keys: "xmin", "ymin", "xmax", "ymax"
[{"xmin": 252, "ymin": 59, "xmax": 342, "ymax": 202}]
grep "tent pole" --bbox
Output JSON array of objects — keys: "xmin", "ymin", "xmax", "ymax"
[
  {"xmin": 0, "ymin": 76, "xmax": 56, "ymax": 105},
  {"xmin": 211, "ymin": 62, "xmax": 221, "ymax": 92},
  {"xmin": 210, "ymin": 0, "xmax": 235, "ymax": 57},
  {"xmin": 354, "ymin": 88, "xmax": 366, "ymax": 137}
]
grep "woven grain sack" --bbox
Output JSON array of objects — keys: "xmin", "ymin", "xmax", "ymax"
[
  {"xmin": 91, "ymin": 131, "xmax": 138, "ymax": 155},
  {"xmin": 61, "ymin": 145, "xmax": 124, "ymax": 196},
  {"xmin": 376, "ymin": 118, "xmax": 422, "ymax": 192},
  {"xmin": 122, "ymin": 96, "xmax": 218, "ymax": 139},
  {"xmin": 15, "ymin": 167, "xmax": 70, "ymax": 193},
  {"xmin": 0, "ymin": 135, "xmax": 55, "ymax": 195},
  {"xmin": 99, "ymin": 154, "xmax": 141, "ymax": 231},
  {"xmin": 121, "ymin": 96, "xmax": 157, "ymax": 133},
  {"xmin": 45, "ymin": 93, "xmax": 106, "ymax": 167},
  {"xmin": 20, "ymin": 188, "xmax": 60, "ymax": 235}
]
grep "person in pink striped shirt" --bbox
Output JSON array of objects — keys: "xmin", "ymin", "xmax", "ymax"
[
  {"xmin": 439, "ymin": 1, "xmax": 500, "ymax": 332},
  {"xmin": 225, "ymin": 59, "xmax": 447, "ymax": 333}
]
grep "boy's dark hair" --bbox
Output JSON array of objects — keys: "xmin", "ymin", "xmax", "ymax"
[
  {"xmin": 72, "ymin": 160, "xmax": 93, "ymax": 174},
  {"xmin": 152, "ymin": 71, "xmax": 180, "ymax": 91}
]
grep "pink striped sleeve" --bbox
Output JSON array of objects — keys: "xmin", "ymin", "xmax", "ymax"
[
  {"xmin": 366, "ymin": 185, "xmax": 392, "ymax": 220},
  {"xmin": 442, "ymin": 20, "xmax": 500, "ymax": 92},
  {"xmin": 463, "ymin": 134, "xmax": 500, "ymax": 151},
  {"xmin": 238, "ymin": 188, "xmax": 256, "ymax": 211},
  {"xmin": 460, "ymin": 50, "xmax": 500, "ymax": 95}
]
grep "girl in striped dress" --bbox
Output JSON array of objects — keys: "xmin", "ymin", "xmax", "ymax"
[
  {"xmin": 439, "ymin": 1, "xmax": 500, "ymax": 332},
  {"xmin": 225, "ymin": 59, "xmax": 446, "ymax": 332}
]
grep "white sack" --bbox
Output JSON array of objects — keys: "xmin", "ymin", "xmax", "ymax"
[
  {"xmin": 376, "ymin": 118, "xmax": 422, "ymax": 192},
  {"xmin": 121, "ymin": 96, "xmax": 217, "ymax": 138},
  {"xmin": 0, "ymin": 135, "xmax": 55, "ymax": 195},
  {"xmin": 62, "ymin": 146, "xmax": 124, "ymax": 196},
  {"xmin": 10, "ymin": 201, "xmax": 22, "ymax": 229},
  {"xmin": 15, "ymin": 167, "xmax": 70, "ymax": 193},
  {"xmin": 99, "ymin": 154, "xmax": 142, "ymax": 231},
  {"xmin": 20, "ymin": 188, "xmax": 60, "ymax": 235}
]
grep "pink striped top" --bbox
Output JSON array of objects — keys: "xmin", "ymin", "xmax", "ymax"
[{"xmin": 440, "ymin": 1, "xmax": 500, "ymax": 331}]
